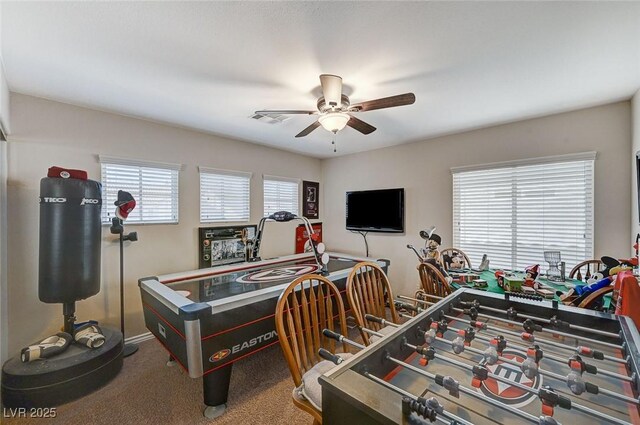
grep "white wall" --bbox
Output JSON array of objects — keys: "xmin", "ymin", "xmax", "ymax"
[
  {"xmin": 0, "ymin": 0, "xmax": 10, "ymax": 366},
  {"xmin": 632, "ymin": 90, "xmax": 640, "ymax": 248},
  {"xmin": 6, "ymin": 94, "xmax": 321, "ymax": 355},
  {"xmin": 0, "ymin": 1, "xmax": 9, "ymax": 136},
  {"xmin": 322, "ymin": 102, "xmax": 632, "ymax": 297},
  {"xmin": 0, "ymin": 140, "xmax": 7, "ymax": 366}
]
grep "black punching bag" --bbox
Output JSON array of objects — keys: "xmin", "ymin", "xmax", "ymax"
[{"xmin": 39, "ymin": 168, "xmax": 103, "ymax": 303}]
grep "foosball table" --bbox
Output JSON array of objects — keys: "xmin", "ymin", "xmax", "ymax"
[{"xmin": 319, "ymin": 289, "xmax": 640, "ymax": 425}]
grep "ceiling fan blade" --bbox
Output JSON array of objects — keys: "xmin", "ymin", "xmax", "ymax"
[
  {"xmin": 255, "ymin": 110, "xmax": 317, "ymax": 115},
  {"xmin": 295, "ymin": 121, "xmax": 321, "ymax": 138},
  {"xmin": 351, "ymin": 93, "xmax": 416, "ymax": 112},
  {"xmin": 319, "ymin": 74, "xmax": 343, "ymax": 108},
  {"xmin": 347, "ymin": 115, "xmax": 376, "ymax": 135}
]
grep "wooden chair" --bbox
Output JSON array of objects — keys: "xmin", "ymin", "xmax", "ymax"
[
  {"xmin": 417, "ymin": 262, "xmax": 454, "ymax": 298},
  {"xmin": 413, "ymin": 289, "xmax": 440, "ymax": 314},
  {"xmin": 275, "ymin": 274, "xmax": 349, "ymax": 425},
  {"xmin": 439, "ymin": 247, "xmax": 472, "ymax": 271},
  {"xmin": 578, "ymin": 286, "xmax": 614, "ymax": 310},
  {"xmin": 346, "ymin": 261, "xmax": 400, "ymax": 345},
  {"xmin": 570, "ymin": 259, "xmax": 605, "ymax": 282}
]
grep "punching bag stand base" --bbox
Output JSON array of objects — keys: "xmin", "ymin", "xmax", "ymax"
[{"xmin": 1, "ymin": 327, "xmax": 123, "ymax": 408}]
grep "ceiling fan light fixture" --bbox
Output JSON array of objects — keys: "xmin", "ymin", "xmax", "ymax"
[{"xmin": 319, "ymin": 112, "xmax": 350, "ymax": 133}]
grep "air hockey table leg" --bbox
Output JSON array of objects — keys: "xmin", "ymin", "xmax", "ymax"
[
  {"xmin": 166, "ymin": 355, "xmax": 176, "ymax": 367},
  {"xmin": 202, "ymin": 364, "xmax": 233, "ymax": 419}
]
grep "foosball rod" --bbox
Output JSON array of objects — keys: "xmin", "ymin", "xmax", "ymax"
[
  {"xmin": 405, "ymin": 302, "xmax": 627, "ymax": 368},
  {"xmin": 420, "ymin": 336, "xmax": 634, "ymax": 423},
  {"xmin": 322, "ymin": 329, "xmax": 544, "ymax": 425},
  {"xmin": 450, "ymin": 312, "xmax": 628, "ymax": 367},
  {"xmin": 407, "ymin": 328, "xmax": 634, "ymax": 424},
  {"xmin": 399, "ymin": 295, "xmax": 623, "ymax": 351},
  {"xmin": 398, "ymin": 294, "xmax": 623, "ymax": 350},
  {"xmin": 397, "ymin": 305, "xmax": 635, "ymax": 384},
  {"xmin": 411, "ymin": 292, "xmax": 621, "ymax": 340},
  {"xmin": 460, "ymin": 301, "xmax": 623, "ymax": 350},
  {"xmin": 364, "ymin": 372, "xmax": 475, "ymax": 425},
  {"xmin": 367, "ymin": 317, "xmax": 640, "ymax": 410},
  {"xmin": 319, "ymin": 330, "xmax": 475, "ymax": 425},
  {"xmin": 437, "ymin": 321, "xmax": 636, "ymax": 386},
  {"xmin": 439, "ymin": 323, "xmax": 640, "ymax": 405},
  {"xmin": 395, "ymin": 311, "xmax": 633, "ymax": 384},
  {"xmin": 386, "ymin": 353, "xmax": 545, "ymax": 424}
]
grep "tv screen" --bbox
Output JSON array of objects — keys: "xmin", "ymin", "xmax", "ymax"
[
  {"xmin": 346, "ymin": 188, "xmax": 405, "ymax": 233},
  {"xmin": 637, "ymin": 151, "xmax": 640, "ymax": 224}
]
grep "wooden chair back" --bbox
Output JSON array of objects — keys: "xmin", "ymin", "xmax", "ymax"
[
  {"xmin": 346, "ymin": 262, "xmax": 399, "ymax": 345},
  {"xmin": 578, "ymin": 286, "xmax": 614, "ymax": 310},
  {"xmin": 439, "ymin": 247, "xmax": 472, "ymax": 271},
  {"xmin": 570, "ymin": 260, "xmax": 605, "ymax": 282},
  {"xmin": 417, "ymin": 262, "xmax": 453, "ymax": 298},
  {"xmin": 275, "ymin": 274, "xmax": 349, "ymax": 388}
]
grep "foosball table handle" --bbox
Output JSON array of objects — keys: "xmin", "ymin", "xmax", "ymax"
[
  {"xmin": 322, "ymin": 328, "xmax": 343, "ymax": 342},
  {"xmin": 365, "ymin": 314, "xmax": 383, "ymax": 324},
  {"xmin": 318, "ymin": 348, "xmax": 343, "ymax": 365}
]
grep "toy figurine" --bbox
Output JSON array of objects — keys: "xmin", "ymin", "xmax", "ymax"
[
  {"xmin": 478, "ymin": 254, "xmax": 490, "ymax": 271},
  {"xmin": 442, "ymin": 250, "xmax": 465, "ymax": 270},
  {"xmin": 450, "ymin": 255, "xmax": 465, "ymax": 270},
  {"xmin": 421, "ymin": 233, "xmax": 442, "ymax": 264},
  {"xmin": 524, "ymin": 264, "xmax": 540, "ymax": 288},
  {"xmin": 495, "ymin": 270, "xmax": 505, "ymax": 289}
]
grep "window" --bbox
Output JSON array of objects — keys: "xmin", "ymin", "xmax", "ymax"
[
  {"xmin": 199, "ymin": 167, "xmax": 251, "ymax": 223},
  {"xmin": 453, "ymin": 152, "xmax": 595, "ymax": 270},
  {"xmin": 263, "ymin": 176, "xmax": 299, "ymax": 216},
  {"xmin": 100, "ymin": 156, "xmax": 180, "ymax": 224}
]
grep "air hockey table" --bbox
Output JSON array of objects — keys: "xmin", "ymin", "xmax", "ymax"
[
  {"xmin": 320, "ymin": 289, "xmax": 640, "ymax": 425},
  {"xmin": 138, "ymin": 252, "xmax": 388, "ymax": 418}
]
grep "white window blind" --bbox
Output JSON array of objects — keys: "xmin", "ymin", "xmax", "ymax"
[
  {"xmin": 200, "ymin": 167, "xmax": 251, "ymax": 223},
  {"xmin": 263, "ymin": 176, "xmax": 299, "ymax": 216},
  {"xmin": 100, "ymin": 156, "xmax": 180, "ymax": 224},
  {"xmin": 453, "ymin": 154, "xmax": 594, "ymax": 270}
]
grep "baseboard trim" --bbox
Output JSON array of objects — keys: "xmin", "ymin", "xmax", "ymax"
[{"xmin": 125, "ymin": 332, "xmax": 155, "ymax": 345}]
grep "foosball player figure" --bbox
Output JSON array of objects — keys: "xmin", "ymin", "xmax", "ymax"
[
  {"xmin": 471, "ymin": 361, "xmax": 489, "ymax": 388},
  {"xmin": 521, "ymin": 345, "xmax": 543, "ymax": 379},
  {"xmin": 482, "ymin": 335, "xmax": 506, "ymax": 365},
  {"xmin": 566, "ymin": 355, "xmax": 598, "ymax": 396},
  {"xmin": 451, "ymin": 327, "xmax": 477, "ymax": 355},
  {"xmin": 417, "ymin": 346, "xmax": 436, "ymax": 366}
]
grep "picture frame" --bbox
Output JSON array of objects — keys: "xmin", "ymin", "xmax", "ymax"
[{"xmin": 302, "ymin": 180, "xmax": 319, "ymax": 219}]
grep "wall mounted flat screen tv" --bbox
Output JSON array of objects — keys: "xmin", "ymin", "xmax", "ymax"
[
  {"xmin": 636, "ymin": 151, "xmax": 640, "ymax": 224},
  {"xmin": 346, "ymin": 188, "xmax": 405, "ymax": 233}
]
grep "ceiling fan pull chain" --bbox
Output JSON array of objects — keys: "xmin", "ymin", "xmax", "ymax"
[{"xmin": 332, "ymin": 132, "xmax": 337, "ymax": 153}]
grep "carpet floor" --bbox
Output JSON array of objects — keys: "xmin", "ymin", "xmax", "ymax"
[{"xmin": 2, "ymin": 339, "xmax": 311, "ymax": 425}]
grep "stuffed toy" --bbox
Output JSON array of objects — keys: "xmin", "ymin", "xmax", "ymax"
[
  {"xmin": 421, "ymin": 233, "xmax": 442, "ymax": 264},
  {"xmin": 559, "ymin": 256, "xmax": 633, "ymax": 306},
  {"xmin": 442, "ymin": 251, "xmax": 464, "ymax": 270},
  {"xmin": 450, "ymin": 255, "xmax": 465, "ymax": 270}
]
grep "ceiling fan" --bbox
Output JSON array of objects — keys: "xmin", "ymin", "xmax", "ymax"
[{"xmin": 255, "ymin": 74, "xmax": 416, "ymax": 138}]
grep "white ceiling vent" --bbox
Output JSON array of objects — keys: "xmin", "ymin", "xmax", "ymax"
[{"xmin": 249, "ymin": 113, "xmax": 291, "ymax": 124}]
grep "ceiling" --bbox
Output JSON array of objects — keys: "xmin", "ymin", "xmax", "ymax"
[{"xmin": 2, "ymin": 2, "xmax": 640, "ymax": 158}]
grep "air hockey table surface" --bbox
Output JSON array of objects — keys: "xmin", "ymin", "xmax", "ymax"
[
  {"xmin": 320, "ymin": 289, "xmax": 640, "ymax": 425},
  {"xmin": 138, "ymin": 251, "xmax": 388, "ymax": 418}
]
